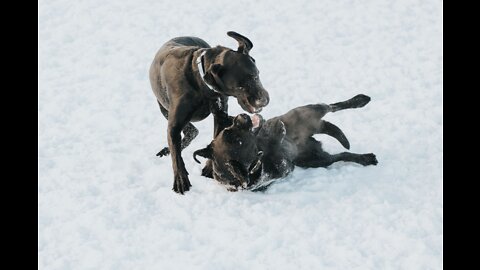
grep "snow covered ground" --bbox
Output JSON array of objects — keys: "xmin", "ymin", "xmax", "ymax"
[{"xmin": 38, "ymin": 0, "xmax": 442, "ymax": 269}]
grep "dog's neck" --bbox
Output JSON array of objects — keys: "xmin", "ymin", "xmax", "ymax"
[{"xmin": 196, "ymin": 51, "xmax": 221, "ymax": 94}]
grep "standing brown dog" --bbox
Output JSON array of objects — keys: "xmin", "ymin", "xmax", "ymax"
[{"xmin": 149, "ymin": 32, "xmax": 270, "ymax": 194}]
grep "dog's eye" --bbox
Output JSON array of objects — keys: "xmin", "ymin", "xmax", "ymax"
[{"xmin": 250, "ymin": 57, "xmax": 256, "ymax": 63}]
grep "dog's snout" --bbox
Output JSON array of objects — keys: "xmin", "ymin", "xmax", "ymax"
[
  {"xmin": 255, "ymin": 95, "xmax": 269, "ymax": 107},
  {"xmin": 234, "ymin": 113, "xmax": 253, "ymax": 129}
]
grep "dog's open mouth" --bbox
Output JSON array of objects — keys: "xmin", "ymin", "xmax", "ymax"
[{"xmin": 238, "ymin": 97, "xmax": 263, "ymax": 114}]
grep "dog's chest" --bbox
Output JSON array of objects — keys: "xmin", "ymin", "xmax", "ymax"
[{"xmin": 190, "ymin": 102, "xmax": 211, "ymax": 122}]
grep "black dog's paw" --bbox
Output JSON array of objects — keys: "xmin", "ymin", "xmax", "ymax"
[
  {"xmin": 156, "ymin": 147, "xmax": 170, "ymax": 157},
  {"xmin": 352, "ymin": 94, "xmax": 371, "ymax": 108},
  {"xmin": 201, "ymin": 160, "xmax": 214, "ymax": 179},
  {"xmin": 360, "ymin": 153, "xmax": 378, "ymax": 166},
  {"xmin": 172, "ymin": 170, "xmax": 191, "ymax": 194},
  {"xmin": 272, "ymin": 120, "xmax": 286, "ymax": 137},
  {"xmin": 226, "ymin": 186, "xmax": 238, "ymax": 192},
  {"xmin": 261, "ymin": 119, "xmax": 286, "ymax": 140}
]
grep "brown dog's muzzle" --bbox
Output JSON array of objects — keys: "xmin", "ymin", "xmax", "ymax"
[
  {"xmin": 245, "ymin": 88, "xmax": 269, "ymax": 113},
  {"xmin": 253, "ymin": 92, "xmax": 269, "ymax": 108}
]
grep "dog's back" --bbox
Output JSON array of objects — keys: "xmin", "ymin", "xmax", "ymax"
[
  {"xmin": 167, "ymin": 36, "xmax": 211, "ymax": 48},
  {"xmin": 149, "ymin": 36, "xmax": 210, "ymax": 108}
]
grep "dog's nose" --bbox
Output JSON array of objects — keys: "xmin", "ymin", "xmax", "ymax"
[{"xmin": 255, "ymin": 96, "xmax": 269, "ymax": 107}]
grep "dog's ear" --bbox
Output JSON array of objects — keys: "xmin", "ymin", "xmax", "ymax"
[
  {"xmin": 193, "ymin": 144, "xmax": 213, "ymax": 163},
  {"xmin": 204, "ymin": 64, "xmax": 227, "ymax": 92},
  {"xmin": 227, "ymin": 31, "xmax": 253, "ymax": 55},
  {"xmin": 209, "ymin": 64, "xmax": 223, "ymax": 76},
  {"xmin": 204, "ymin": 64, "xmax": 223, "ymax": 84}
]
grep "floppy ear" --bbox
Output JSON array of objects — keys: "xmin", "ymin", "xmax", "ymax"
[
  {"xmin": 204, "ymin": 64, "xmax": 226, "ymax": 90},
  {"xmin": 227, "ymin": 31, "xmax": 253, "ymax": 54},
  {"xmin": 209, "ymin": 64, "xmax": 223, "ymax": 76},
  {"xmin": 193, "ymin": 144, "xmax": 213, "ymax": 164},
  {"xmin": 226, "ymin": 160, "xmax": 249, "ymax": 188},
  {"xmin": 204, "ymin": 64, "xmax": 220, "ymax": 81}
]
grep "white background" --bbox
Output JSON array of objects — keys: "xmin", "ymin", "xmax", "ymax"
[{"xmin": 38, "ymin": 0, "xmax": 443, "ymax": 269}]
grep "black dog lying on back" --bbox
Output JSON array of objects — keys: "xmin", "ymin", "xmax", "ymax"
[{"xmin": 193, "ymin": 94, "xmax": 378, "ymax": 191}]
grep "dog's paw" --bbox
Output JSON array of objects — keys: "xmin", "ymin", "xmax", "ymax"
[
  {"xmin": 262, "ymin": 119, "xmax": 286, "ymax": 139},
  {"xmin": 156, "ymin": 147, "xmax": 170, "ymax": 157},
  {"xmin": 201, "ymin": 160, "xmax": 214, "ymax": 179},
  {"xmin": 226, "ymin": 185, "xmax": 238, "ymax": 192},
  {"xmin": 360, "ymin": 153, "xmax": 378, "ymax": 166},
  {"xmin": 352, "ymin": 94, "xmax": 371, "ymax": 108},
  {"xmin": 172, "ymin": 170, "xmax": 191, "ymax": 194}
]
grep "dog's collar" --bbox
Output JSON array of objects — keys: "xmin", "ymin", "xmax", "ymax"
[{"xmin": 196, "ymin": 50, "xmax": 220, "ymax": 93}]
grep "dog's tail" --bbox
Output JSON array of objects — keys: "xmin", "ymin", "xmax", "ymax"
[{"xmin": 319, "ymin": 120, "xmax": 350, "ymax": 149}]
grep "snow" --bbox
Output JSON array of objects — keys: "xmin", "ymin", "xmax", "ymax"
[{"xmin": 38, "ymin": 0, "xmax": 443, "ymax": 269}]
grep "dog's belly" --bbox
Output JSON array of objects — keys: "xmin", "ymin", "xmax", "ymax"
[
  {"xmin": 156, "ymin": 94, "xmax": 211, "ymax": 122},
  {"xmin": 156, "ymin": 88, "xmax": 170, "ymax": 109}
]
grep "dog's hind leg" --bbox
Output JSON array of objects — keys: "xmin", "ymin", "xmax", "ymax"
[
  {"xmin": 329, "ymin": 94, "xmax": 371, "ymax": 112},
  {"xmin": 156, "ymin": 103, "xmax": 199, "ymax": 157},
  {"xmin": 315, "ymin": 152, "xmax": 378, "ymax": 167},
  {"xmin": 294, "ymin": 137, "xmax": 377, "ymax": 168},
  {"xmin": 279, "ymin": 105, "xmax": 350, "ymax": 149},
  {"xmin": 201, "ymin": 97, "xmax": 230, "ymax": 179},
  {"xmin": 296, "ymin": 148, "xmax": 378, "ymax": 168},
  {"xmin": 307, "ymin": 94, "xmax": 371, "ymax": 148},
  {"xmin": 296, "ymin": 150, "xmax": 378, "ymax": 168},
  {"xmin": 156, "ymin": 104, "xmax": 171, "ymax": 157},
  {"xmin": 180, "ymin": 123, "xmax": 199, "ymax": 150},
  {"xmin": 318, "ymin": 120, "xmax": 350, "ymax": 149},
  {"xmin": 281, "ymin": 95, "xmax": 370, "ymax": 147}
]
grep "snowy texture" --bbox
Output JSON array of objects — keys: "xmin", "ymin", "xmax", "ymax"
[{"xmin": 38, "ymin": 0, "xmax": 442, "ymax": 269}]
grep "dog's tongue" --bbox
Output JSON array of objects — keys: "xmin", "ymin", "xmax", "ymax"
[{"xmin": 251, "ymin": 114, "xmax": 261, "ymax": 128}]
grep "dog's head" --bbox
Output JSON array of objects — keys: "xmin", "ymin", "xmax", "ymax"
[
  {"xmin": 203, "ymin": 31, "xmax": 270, "ymax": 113},
  {"xmin": 194, "ymin": 114, "xmax": 263, "ymax": 188}
]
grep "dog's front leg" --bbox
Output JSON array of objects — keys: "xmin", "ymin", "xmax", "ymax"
[
  {"xmin": 201, "ymin": 97, "xmax": 230, "ymax": 178},
  {"xmin": 211, "ymin": 96, "xmax": 231, "ymax": 136},
  {"xmin": 167, "ymin": 100, "xmax": 196, "ymax": 194}
]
